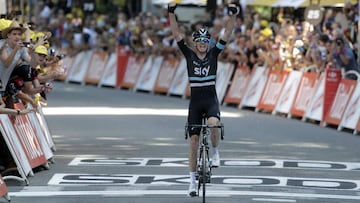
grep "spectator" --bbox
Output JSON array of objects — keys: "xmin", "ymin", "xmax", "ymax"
[
  {"xmin": 0, "ymin": 21, "xmax": 33, "ymax": 95},
  {"xmin": 0, "ymin": 96, "xmax": 34, "ymax": 115},
  {"xmin": 3, "ymin": 64, "xmax": 39, "ymax": 111},
  {"xmin": 36, "ymin": 0, "xmax": 52, "ymax": 25},
  {"xmin": 33, "ymin": 45, "xmax": 63, "ymax": 103},
  {"xmin": 331, "ymin": 37, "xmax": 359, "ymax": 80}
]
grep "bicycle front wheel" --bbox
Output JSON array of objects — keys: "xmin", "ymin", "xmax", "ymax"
[{"xmin": 202, "ymin": 146, "xmax": 207, "ymax": 202}]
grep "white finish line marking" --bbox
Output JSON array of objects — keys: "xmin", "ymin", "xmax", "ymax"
[
  {"xmin": 47, "ymin": 173, "xmax": 360, "ymax": 191},
  {"xmin": 9, "ymin": 190, "xmax": 360, "ymax": 200},
  {"xmin": 67, "ymin": 157, "xmax": 360, "ymax": 171},
  {"xmin": 42, "ymin": 107, "xmax": 242, "ymax": 118}
]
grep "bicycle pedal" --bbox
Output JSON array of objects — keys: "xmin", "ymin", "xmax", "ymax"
[{"xmin": 189, "ymin": 191, "xmax": 197, "ymax": 197}]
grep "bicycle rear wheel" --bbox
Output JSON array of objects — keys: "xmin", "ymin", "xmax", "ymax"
[{"xmin": 202, "ymin": 146, "xmax": 207, "ymax": 202}]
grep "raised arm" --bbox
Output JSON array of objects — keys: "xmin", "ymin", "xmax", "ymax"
[
  {"xmin": 220, "ymin": 4, "xmax": 238, "ymax": 43},
  {"xmin": 0, "ymin": 41, "xmax": 22, "ymax": 68},
  {"xmin": 168, "ymin": 3, "xmax": 183, "ymax": 42}
]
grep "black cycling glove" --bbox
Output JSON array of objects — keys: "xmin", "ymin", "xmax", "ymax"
[
  {"xmin": 168, "ymin": 4, "xmax": 177, "ymax": 13},
  {"xmin": 228, "ymin": 5, "xmax": 239, "ymax": 16}
]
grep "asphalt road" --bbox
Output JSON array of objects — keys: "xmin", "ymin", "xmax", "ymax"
[{"xmin": 4, "ymin": 81, "xmax": 360, "ymax": 203}]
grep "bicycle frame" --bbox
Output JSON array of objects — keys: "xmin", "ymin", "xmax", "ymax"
[{"xmin": 185, "ymin": 117, "xmax": 224, "ymax": 202}]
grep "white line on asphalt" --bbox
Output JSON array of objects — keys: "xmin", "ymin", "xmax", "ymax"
[
  {"xmin": 252, "ymin": 198, "xmax": 296, "ymax": 202},
  {"xmin": 8, "ymin": 190, "xmax": 360, "ymax": 200},
  {"xmin": 42, "ymin": 107, "xmax": 242, "ymax": 117}
]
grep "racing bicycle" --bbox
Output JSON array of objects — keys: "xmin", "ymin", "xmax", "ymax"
[{"xmin": 185, "ymin": 116, "xmax": 224, "ymax": 203}]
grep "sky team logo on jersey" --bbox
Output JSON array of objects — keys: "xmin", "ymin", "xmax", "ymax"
[{"xmin": 194, "ymin": 65, "xmax": 210, "ymax": 76}]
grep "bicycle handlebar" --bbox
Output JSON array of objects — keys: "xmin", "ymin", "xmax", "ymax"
[
  {"xmin": 186, "ymin": 124, "xmax": 223, "ymax": 128},
  {"xmin": 185, "ymin": 123, "xmax": 224, "ymax": 140}
]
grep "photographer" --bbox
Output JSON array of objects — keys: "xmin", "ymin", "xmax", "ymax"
[
  {"xmin": 332, "ymin": 37, "xmax": 359, "ymax": 80},
  {"xmin": 36, "ymin": 47, "xmax": 66, "ymax": 104},
  {"xmin": 0, "ymin": 21, "xmax": 36, "ymax": 98}
]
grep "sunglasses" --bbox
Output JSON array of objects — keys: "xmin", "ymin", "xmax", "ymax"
[{"xmin": 195, "ymin": 38, "xmax": 210, "ymax": 43}]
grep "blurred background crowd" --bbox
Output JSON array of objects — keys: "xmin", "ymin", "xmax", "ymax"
[{"xmin": 1, "ymin": 0, "xmax": 359, "ymax": 78}]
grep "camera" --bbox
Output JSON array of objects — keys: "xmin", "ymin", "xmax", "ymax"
[
  {"xmin": 56, "ymin": 54, "xmax": 65, "ymax": 60},
  {"xmin": 49, "ymin": 48, "xmax": 56, "ymax": 56},
  {"xmin": 22, "ymin": 42, "xmax": 30, "ymax": 48}
]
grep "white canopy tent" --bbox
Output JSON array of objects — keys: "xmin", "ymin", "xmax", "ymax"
[{"xmin": 245, "ymin": 0, "xmax": 358, "ymax": 8}]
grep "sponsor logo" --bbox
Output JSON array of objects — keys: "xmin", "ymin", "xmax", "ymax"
[
  {"xmin": 48, "ymin": 174, "xmax": 360, "ymax": 191},
  {"xmin": 69, "ymin": 158, "xmax": 360, "ymax": 171},
  {"xmin": 194, "ymin": 66, "xmax": 210, "ymax": 76}
]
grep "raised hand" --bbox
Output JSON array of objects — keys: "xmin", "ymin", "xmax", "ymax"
[
  {"xmin": 168, "ymin": 3, "xmax": 177, "ymax": 14},
  {"xmin": 228, "ymin": 4, "xmax": 239, "ymax": 16}
]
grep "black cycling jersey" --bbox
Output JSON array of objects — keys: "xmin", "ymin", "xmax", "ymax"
[
  {"xmin": 11, "ymin": 64, "xmax": 38, "ymax": 82},
  {"xmin": 177, "ymin": 39, "xmax": 226, "ymax": 135},
  {"xmin": 177, "ymin": 39, "xmax": 226, "ymax": 91},
  {"xmin": 5, "ymin": 64, "xmax": 38, "ymax": 96}
]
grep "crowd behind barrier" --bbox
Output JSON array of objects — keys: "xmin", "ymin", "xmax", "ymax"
[
  {"xmin": 0, "ymin": 0, "xmax": 360, "ymax": 201},
  {"xmin": 59, "ymin": 46, "xmax": 360, "ymax": 136}
]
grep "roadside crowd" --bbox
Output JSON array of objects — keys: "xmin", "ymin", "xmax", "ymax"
[
  {"xmin": 0, "ymin": 10, "xmax": 65, "ymax": 174},
  {"xmin": 0, "ymin": 0, "xmax": 359, "ymax": 174},
  {"xmin": 12, "ymin": 1, "xmax": 357, "ymax": 77},
  {"xmin": 30, "ymin": 0, "xmax": 359, "ymax": 78}
]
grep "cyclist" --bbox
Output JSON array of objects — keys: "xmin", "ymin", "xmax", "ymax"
[{"xmin": 168, "ymin": 3, "xmax": 238, "ymax": 196}]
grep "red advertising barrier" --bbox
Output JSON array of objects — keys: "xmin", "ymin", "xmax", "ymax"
[
  {"xmin": 305, "ymin": 69, "xmax": 341, "ymax": 123},
  {"xmin": 26, "ymin": 107, "xmax": 54, "ymax": 162},
  {"xmin": 273, "ymin": 71, "xmax": 303, "ymax": 116},
  {"xmin": 153, "ymin": 56, "xmax": 180, "ymax": 94},
  {"xmin": 84, "ymin": 51, "xmax": 109, "ymax": 85},
  {"xmin": 339, "ymin": 82, "xmax": 360, "ymax": 134},
  {"xmin": 324, "ymin": 79, "xmax": 357, "ymax": 127},
  {"xmin": 121, "ymin": 54, "xmax": 146, "ymax": 89},
  {"xmin": 322, "ymin": 69, "xmax": 342, "ymax": 123},
  {"xmin": 216, "ymin": 62, "xmax": 235, "ymax": 104},
  {"xmin": 98, "ymin": 53, "xmax": 117, "ymax": 87},
  {"xmin": 135, "ymin": 56, "xmax": 164, "ymax": 92},
  {"xmin": 116, "ymin": 46, "xmax": 131, "ymax": 88},
  {"xmin": 66, "ymin": 51, "xmax": 92, "ymax": 84},
  {"xmin": 240, "ymin": 66, "xmax": 269, "ymax": 108},
  {"xmin": 289, "ymin": 72, "xmax": 318, "ymax": 118},
  {"xmin": 12, "ymin": 103, "xmax": 47, "ymax": 169},
  {"xmin": 35, "ymin": 104, "xmax": 56, "ymax": 151},
  {"xmin": 168, "ymin": 57, "xmax": 188, "ymax": 97},
  {"xmin": 0, "ymin": 114, "xmax": 33, "ymax": 182},
  {"xmin": 223, "ymin": 65, "xmax": 251, "ymax": 105},
  {"xmin": 0, "ymin": 176, "xmax": 9, "ymax": 201},
  {"xmin": 257, "ymin": 70, "xmax": 289, "ymax": 112}
]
